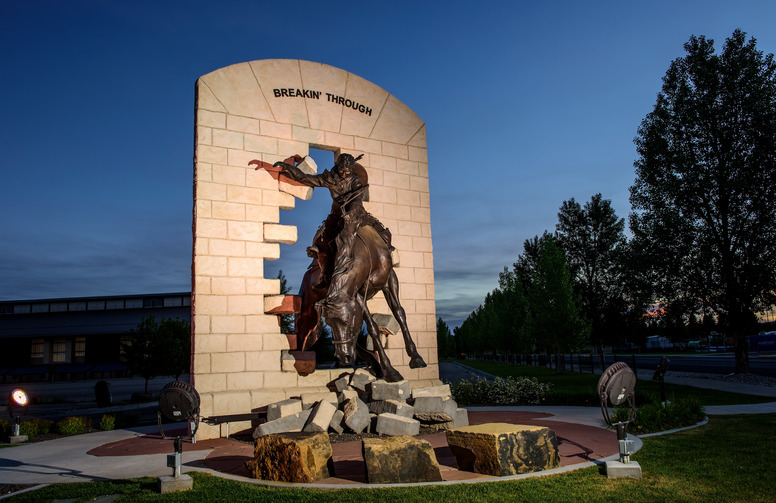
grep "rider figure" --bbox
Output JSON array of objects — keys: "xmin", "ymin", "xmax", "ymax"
[{"xmin": 274, "ymin": 153, "xmax": 393, "ymax": 294}]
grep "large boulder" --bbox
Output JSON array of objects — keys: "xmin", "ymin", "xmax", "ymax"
[
  {"xmin": 362, "ymin": 436, "xmax": 443, "ymax": 483},
  {"xmin": 245, "ymin": 432, "xmax": 333, "ymax": 483},
  {"xmin": 445, "ymin": 423, "xmax": 560, "ymax": 476}
]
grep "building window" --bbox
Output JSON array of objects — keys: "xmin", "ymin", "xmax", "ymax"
[
  {"xmin": 31, "ymin": 303, "xmax": 49, "ymax": 313},
  {"xmin": 52, "ymin": 340, "xmax": 68, "ymax": 363},
  {"xmin": 75, "ymin": 337, "xmax": 86, "ymax": 359},
  {"xmin": 125, "ymin": 298, "xmax": 143, "ymax": 309},
  {"xmin": 164, "ymin": 296, "xmax": 182, "ymax": 307},
  {"xmin": 31, "ymin": 339, "xmax": 44, "ymax": 360},
  {"xmin": 106, "ymin": 299, "xmax": 125, "ymax": 310},
  {"xmin": 13, "ymin": 304, "xmax": 31, "ymax": 314},
  {"xmin": 69, "ymin": 302, "xmax": 86, "ymax": 311},
  {"xmin": 50, "ymin": 302, "xmax": 68, "ymax": 312},
  {"xmin": 87, "ymin": 300, "xmax": 105, "ymax": 311}
]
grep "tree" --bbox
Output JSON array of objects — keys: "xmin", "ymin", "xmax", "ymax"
[
  {"xmin": 630, "ymin": 30, "xmax": 776, "ymax": 373},
  {"xmin": 556, "ymin": 194, "xmax": 627, "ymax": 366},
  {"xmin": 277, "ymin": 270, "xmax": 294, "ymax": 334},
  {"xmin": 436, "ymin": 317, "xmax": 454, "ymax": 358},
  {"xmin": 123, "ymin": 316, "xmax": 191, "ymax": 393},
  {"xmin": 527, "ymin": 238, "xmax": 590, "ymax": 371}
]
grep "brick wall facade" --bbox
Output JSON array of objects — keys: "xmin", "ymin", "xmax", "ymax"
[{"xmin": 192, "ymin": 59, "xmax": 438, "ymax": 439}]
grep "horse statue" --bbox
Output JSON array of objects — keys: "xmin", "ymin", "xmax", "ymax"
[{"xmin": 252, "ymin": 154, "xmax": 427, "ymax": 382}]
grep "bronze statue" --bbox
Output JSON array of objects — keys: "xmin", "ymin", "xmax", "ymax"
[{"xmin": 254, "ymin": 154, "xmax": 426, "ymax": 381}]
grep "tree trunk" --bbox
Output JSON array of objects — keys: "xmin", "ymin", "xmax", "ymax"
[{"xmin": 734, "ymin": 332, "xmax": 750, "ymax": 374}]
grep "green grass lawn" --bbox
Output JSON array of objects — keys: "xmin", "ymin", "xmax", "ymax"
[
  {"xmin": 5, "ymin": 414, "xmax": 775, "ymax": 502},
  {"xmin": 452, "ymin": 360, "xmax": 774, "ymax": 406}
]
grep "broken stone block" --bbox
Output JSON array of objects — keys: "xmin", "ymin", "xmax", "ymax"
[
  {"xmin": 329, "ymin": 409, "xmax": 344, "ymax": 434},
  {"xmin": 362, "ymin": 436, "xmax": 443, "ymax": 483},
  {"xmin": 337, "ymin": 388, "xmax": 359, "ymax": 405},
  {"xmin": 245, "ymin": 432, "xmax": 332, "ymax": 483},
  {"xmin": 375, "ymin": 413, "xmax": 420, "ymax": 436},
  {"xmin": 370, "ymin": 380, "xmax": 411, "ymax": 402},
  {"xmin": 454, "ymin": 407, "xmax": 469, "ymax": 427},
  {"xmin": 411, "ymin": 384, "xmax": 452, "ymax": 399},
  {"xmin": 278, "ymin": 156, "xmax": 317, "ymax": 200},
  {"xmin": 333, "ymin": 375, "xmax": 351, "ymax": 393},
  {"xmin": 300, "ymin": 391, "xmax": 338, "ymax": 410},
  {"xmin": 369, "ymin": 399, "xmax": 415, "ymax": 419},
  {"xmin": 350, "ymin": 368, "xmax": 377, "ymax": 393},
  {"xmin": 412, "ymin": 395, "xmax": 458, "ymax": 422},
  {"xmin": 445, "ymin": 423, "xmax": 560, "ymax": 476},
  {"xmin": 303, "ymin": 400, "xmax": 337, "ymax": 433},
  {"xmin": 253, "ymin": 409, "xmax": 313, "ymax": 438},
  {"xmin": 266, "ymin": 398, "xmax": 303, "ymax": 422},
  {"xmin": 343, "ymin": 397, "xmax": 371, "ymax": 434}
]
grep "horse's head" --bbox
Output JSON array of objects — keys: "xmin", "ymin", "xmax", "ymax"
[{"xmin": 318, "ymin": 296, "xmax": 361, "ymax": 367}]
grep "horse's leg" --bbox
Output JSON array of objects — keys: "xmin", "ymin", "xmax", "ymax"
[
  {"xmin": 356, "ymin": 295, "xmax": 404, "ymax": 382},
  {"xmin": 382, "ymin": 270, "xmax": 427, "ymax": 369},
  {"xmin": 296, "ymin": 263, "xmax": 324, "ymax": 350}
]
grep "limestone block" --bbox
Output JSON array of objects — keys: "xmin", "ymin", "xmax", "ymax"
[
  {"xmin": 266, "ymin": 398, "xmax": 303, "ymax": 422},
  {"xmin": 329, "ymin": 409, "xmax": 345, "ymax": 434},
  {"xmin": 278, "ymin": 156, "xmax": 317, "ymax": 200},
  {"xmin": 454, "ymin": 408, "xmax": 469, "ymax": 428},
  {"xmin": 280, "ymin": 350, "xmax": 316, "ymax": 375},
  {"xmin": 333, "ymin": 375, "xmax": 351, "ymax": 393},
  {"xmin": 445, "ymin": 423, "xmax": 560, "ymax": 476},
  {"xmin": 370, "ymin": 380, "xmax": 411, "ymax": 402},
  {"xmin": 411, "ymin": 384, "xmax": 451, "ymax": 399},
  {"xmin": 343, "ymin": 397, "xmax": 370, "ymax": 434},
  {"xmin": 375, "ymin": 413, "xmax": 420, "ymax": 437},
  {"xmin": 337, "ymin": 388, "xmax": 359, "ymax": 405},
  {"xmin": 300, "ymin": 391, "xmax": 338, "ymax": 410},
  {"xmin": 264, "ymin": 294, "xmax": 302, "ymax": 315},
  {"xmin": 252, "ymin": 409, "xmax": 313, "ymax": 438},
  {"xmin": 369, "ymin": 399, "xmax": 415, "ymax": 419},
  {"xmin": 362, "ymin": 436, "xmax": 443, "ymax": 484},
  {"xmin": 350, "ymin": 368, "xmax": 377, "ymax": 393},
  {"xmin": 412, "ymin": 395, "xmax": 458, "ymax": 423},
  {"xmin": 371, "ymin": 313, "xmax": 400, "ymax": 336},
  {"xmin": 245, "ymin": 432, "xmax": 333, "ymax": 483},
  {"xmin": 263, "ymin": 223, "xmax": 297, "ymax": 245},
  {"xmin": 303, "ymin": 400, "xmax": 338, "ymax": 433}
]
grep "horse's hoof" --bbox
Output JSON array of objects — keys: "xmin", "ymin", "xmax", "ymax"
[
  {"xmin": 409, "ymin": 355, "xmax": 427, "ymax": 369},
  {"xmin": 384, "ymin": 369, "xmax": 404, "ymax": 382}
]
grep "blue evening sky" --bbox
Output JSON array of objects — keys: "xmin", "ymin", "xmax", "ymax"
[{"xmin": 2, "ymin": 1, "xmax": 775, "ymax": 328}]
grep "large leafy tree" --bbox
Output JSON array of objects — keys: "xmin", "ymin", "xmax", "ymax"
[
  {"xmin": 527, "ymin": 238, "xmax": 589, "ymax": 370},
  {"xmin": 629, "ymin": 30, "xmax": 776, "ymax": 372},
  {"xmin": 556, "ymin": 194, "xmax": 627, "ymax": 366},
  {"xmin": 123, "ymin": 316, "xmax": 191, "ymax": 393}
]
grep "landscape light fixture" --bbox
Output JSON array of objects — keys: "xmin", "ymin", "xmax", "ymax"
[
  {"xmin": 8, "ymin": 388, "xmax": 29, "ymax": 441},
  {"xmin": 598, "ymin": 362, "xmax": 642, "ymax": 479},
  {"xmin": 157, "ymin": 381, "xmax": 200, "ymax": 485},
  {"xmin": 652, "ymin": 356, "xmax": 671, "ymax": 405}
]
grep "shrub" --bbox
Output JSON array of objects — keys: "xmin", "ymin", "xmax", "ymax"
[
  {"xmin": 450, "ymin": 376, "xmax": 551, "ymax": 405},
  {"xmin": 56, "ymin": 416, "xmax": 93, "ymax": 436},
  {"xmin": 613, "ymin": 395, "xmax": 705, "ymax": 434},
  {"xmin": 0, "ymin": 418, "xmax": 10, "ymax": 441},
  {"xmin": 99, "ymin": 414, "xmax": 116, "ymax": 431},
  {"xmin": 20, "ymin": 418, "xmax": 54, "ymax": 439}
]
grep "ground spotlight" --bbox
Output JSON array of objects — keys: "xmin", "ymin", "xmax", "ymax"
[
  {"xmin": 10, "ymin": 388, "xmax": 29, "ymax": 408},
  {"xmin": 8, "ymin": 387, "xmax": 29, "ymax": 442},
  {"xmin": 156, "ymin": 381, "xmax": 200, "ymax": 492}
]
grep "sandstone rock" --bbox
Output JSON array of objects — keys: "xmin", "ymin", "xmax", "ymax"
[
  {"xmin": 337, "ymin": 388, "xmax": 359, "ymax": 405},
  {"xmin": 245, "ymin": 432, "xmax": 333, "ymax": 483},
  {"xmin": 343, "ymin": 397, "xmax": 370, "ymax": 433},
  {"xmin": 375, "ymin": 412, "xmax": 420, "ymax": 436},
  {"xmin": 411, "ymin": 384, "xmax": 451, "ymax": 399},
  {"xmin": 445, "ymin": 423, "xmax": 560, "ymax": 476},
  {"xmin": 371, "ymin": 380, "xmax": 411, "ymax": 401},
  {"xmin": 266, "ymin": 398, "xmax": 303, "ymax": 422},
  {"xmin": 303, "ymin": 400, "xmax": 337, "ymax": 433},
  {"xmin": 369, "ymin": 399, "xmax": 415, "ymax": 418},
  {"xmin": 253, "ymin": 409, "xmax": 312, "ymax": 438},
  {"xmin": 362, "ymin": 436, "xmax": 443, "ymax": 483}
]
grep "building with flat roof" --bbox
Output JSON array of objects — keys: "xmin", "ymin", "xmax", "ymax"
[{"xmin": 0, "ymin": 293, "xmax": 191, "ymax": 383}]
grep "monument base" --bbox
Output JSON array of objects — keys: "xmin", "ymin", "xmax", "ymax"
[
  {"xmin": 9, "ymin": 435, "xmax": 28, "ymax": 444},
  {"xmin": 158, "ymin": 474, "xmax": 193, "ymax": 493},
  {"xmin": 605, "ymin": 460, "xmax": 642, "ymax": 480}
]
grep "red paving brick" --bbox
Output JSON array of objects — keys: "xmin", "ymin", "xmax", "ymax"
[{"xmin": 89, "ymin": 410, "xmax": 618, "ymax": 484}]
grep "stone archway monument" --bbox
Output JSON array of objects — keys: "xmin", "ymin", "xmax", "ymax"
[{"xmin": 192, "ymin": 60, "xmax": 439, "ymax": 439}]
